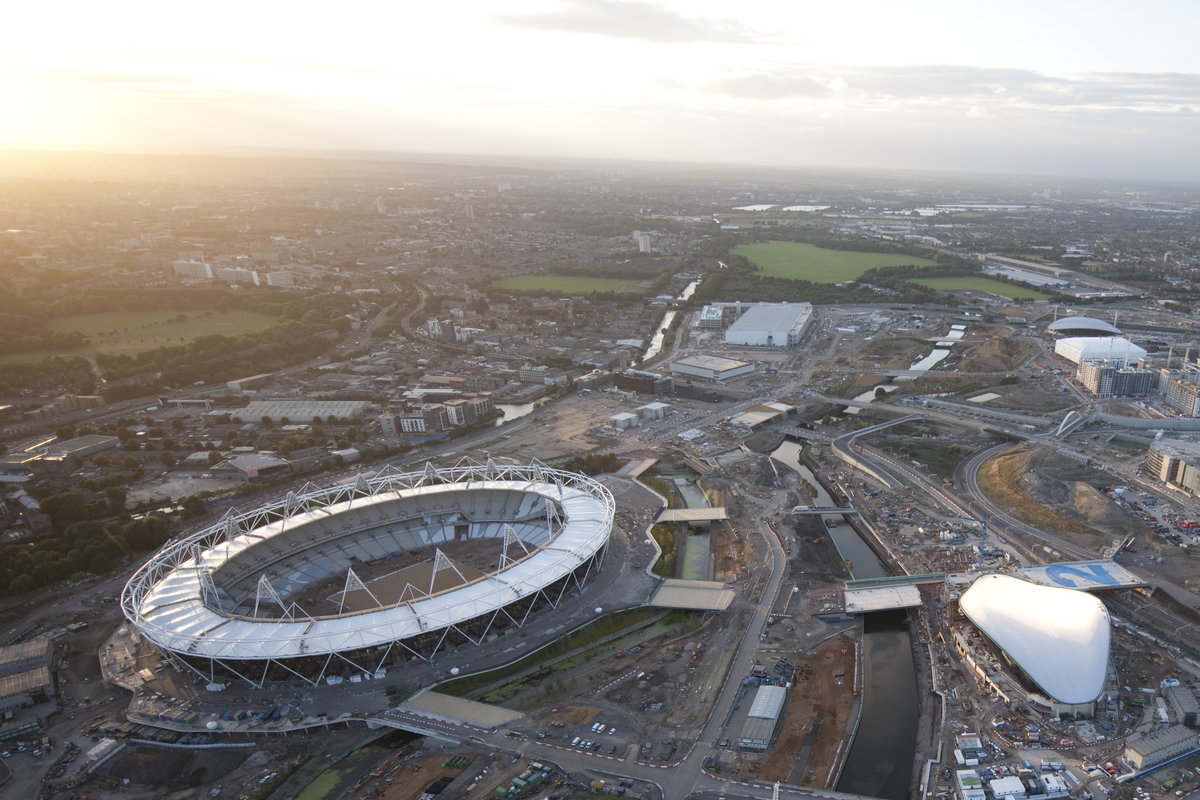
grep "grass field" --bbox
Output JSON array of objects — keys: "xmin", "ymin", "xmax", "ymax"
[
  {"xmin": 731, "ymin": 241, "xmax": 937, "ymax": 283},
  {"xmin": 493, "ymin": 274, "xmax": 644, "ymax": 293},
  {"xmin": 25, "ymin": 310, "xmax": 279, "ymax": 360},
  {"xmin": 908, "ymin": 276, "xmax": 1052, "ymax": 300}
]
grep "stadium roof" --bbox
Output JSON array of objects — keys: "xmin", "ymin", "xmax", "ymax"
[
  {"xmin": 127, "ymin": 470, "xmax": 613, "ymax": 662},
  {"xmin": 958, "ymin": 574, "xmax": 1110, "ymax": 705},
  {"xmin": 1047, "ymin": 316, "xmax": 1121, "ymax": 335}
]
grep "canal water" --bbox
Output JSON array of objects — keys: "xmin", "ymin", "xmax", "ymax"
[
  {"xmin": 493, "ymin": 402, "xmax": 534, "ymax": 427},
  {"xmin": 769, "ymin": 439, "xmax": 918, "ymax": 799},
  {"xmin": 641, "ymin": 278, "xmax": 703, "ymax": 361},
  {"xmin": 835, "ymin": 610, "xmax": 919, "ymax": 800}
]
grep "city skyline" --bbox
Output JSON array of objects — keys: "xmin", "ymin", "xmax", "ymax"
[{"xmin": 3, "ymin": 0, "xmax": 1200, "ymax": 181}]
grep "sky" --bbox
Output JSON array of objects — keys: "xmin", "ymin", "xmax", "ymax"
[{"xmin": 3, "ymin": 0, "xmax": 1200, "ymax": 181}]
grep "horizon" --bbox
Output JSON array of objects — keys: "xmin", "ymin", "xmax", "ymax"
[{"xmin": 3, "ymin": 1, "xmax": 1199, "ymax": 183}]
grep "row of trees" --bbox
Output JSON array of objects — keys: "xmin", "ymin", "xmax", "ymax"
[{"xmin": 1, "ymin": 491, "xmax": 171, "ymax": 596}]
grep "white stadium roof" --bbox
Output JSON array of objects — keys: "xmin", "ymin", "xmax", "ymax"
[
  {"xmin": 125, "ymin": 466, "xmax": 613, "ymax": 663},
  {"xmin": 1047, "ymin": 316, "xmax": 1121, "ymax": 335},
  {"xmin": 1053, "ymin": 336, "xmax": 1146, "ymax": 365},
  {"xmin": 958, "ymin": 574, "xmax": 1110, "ymax": 705}
]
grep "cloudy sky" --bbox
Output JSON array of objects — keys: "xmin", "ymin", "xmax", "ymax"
[{"xmin": 3, "ymin": 0, "xmax": 1199, "ymax": 180}]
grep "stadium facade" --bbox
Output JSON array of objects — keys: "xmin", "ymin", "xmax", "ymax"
[{"xmin": 122, "ymin": 461, "xmax": 615, "ymax": 688}]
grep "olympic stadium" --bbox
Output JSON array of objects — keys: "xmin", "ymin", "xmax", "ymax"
[{"xmin": 121, "ymin": 460, "xmax": 615, "ymax": 688}]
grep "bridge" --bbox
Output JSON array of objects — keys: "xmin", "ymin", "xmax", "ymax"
[{"xmin": 789, "ymin": 506, "xmax": 856, "ymax": 515}]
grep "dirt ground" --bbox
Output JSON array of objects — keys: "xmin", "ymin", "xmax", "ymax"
[
  {"xmin": 545, "ymin": 705, "xmax": 601, "ymax": 726},
  {"xmin": 956, "ymin": 333, "xmax": 1038, "ymax": 372},
  {"xmin": 976, "ymin": 444, "xmax": 1139, "ymax": 546},
  {"xmin": 755, "ymin": 635, "xmax": 857, "ymax": 785},
  {"xmin": 101, "ymin": 745, "xmax": 253, "ymax": 792},
  {"xmin": 372, "ymin": 754, "xmax": 472, "ymax": 800}
]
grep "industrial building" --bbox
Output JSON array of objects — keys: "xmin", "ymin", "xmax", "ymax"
[
  {"xmin": 0, "ymin": 637, "xmax": 54, "ymax": 712},
  {"xmin": 724, "ymin": 302, "xmax": 813, "ymax": 347},
  {"xmin": 698, "ymin": 305, "xmax": 725, "ymax": 329},
  {"xmin": 614, "ymin": 369, "xmax": 673, "ymax": 395},
  {"xmin": 1123, "ymin": 724, "xmax": 1199, "ymax": 771},
  {"xmin": 1165, "ymin": 685, "xmax": 1200, "ymax": 727},
  {"xmin": 637, "ymin": 402, "xmax": 670, "ymax": 420},
  {"xmin": 1076, "ymin": 359, "xmax": 1156, "ymax": 397},
  {"xmin": 670, "ymin": 355, "xmax": 755, "ymax": 383},
  {"xmin": 958, "ymin": 574, "xmax": 1110, "ymax": 717},
  {"xmin": 1053, "ymin": 337, "xmax": 1146, "ymax": 366},
  {"xmin": 239, "ymin": 400, "xmax": 372, "ymax": 423},
  {"xmin": 737, "ymin": 684, "xmax": 786, "ymax": 750},
  {"xmin": 608, "ymin": 412, "xmax": 640, "ymax": 429},
  {"xmin": 954, "ymin": 770, "xmax": 985, "ymax": 800}
]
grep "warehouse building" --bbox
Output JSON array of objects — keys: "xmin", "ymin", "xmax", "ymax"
[
  {"xmin": 670, "ymin": 355, "xmax": 754, "ymax": 383},
  {"xmin": 240, "ymin": 400, "xmax": 372, "ymax": 423},
  {"xmin": 0, "ymin": 637, "xmax": 54, "ymax": 712},
  {"xmin": 1166, "ymin": 685, "xmax": 1200, "ymax": 727},
  {"xmin": 1053, "ymin": 336, "xmax": 1146, "ymax": 366},
  {"xmin": 738, "ymin": 684, "xmax": 786, "ymax": 750},
  {"xmin": 724, "ymin": 302, "xmax": 813, "ymax": 347},
  {"xmin": 1123, "ymin": 724, "xmax": 1199, "ymax": 771},
  {"xmin": 954, "ymin": 769, "xmax": 985, "ymax": 800}
]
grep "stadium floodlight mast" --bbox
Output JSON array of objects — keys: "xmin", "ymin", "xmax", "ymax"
[{"xmin": 121, "ymin": 459, "xmax": 614, "ymax": 688}]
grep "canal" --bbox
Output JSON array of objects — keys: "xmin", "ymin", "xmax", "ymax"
[{"xmin": 770, "ymin": 439, "xmax": 918, "ymax": 800}]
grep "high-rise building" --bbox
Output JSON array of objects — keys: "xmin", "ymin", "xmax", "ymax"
[{"xmin": 1076, "ymin": 359, "xmax": 1155, "ymax": 397}]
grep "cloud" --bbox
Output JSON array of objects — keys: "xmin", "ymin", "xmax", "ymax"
[
  {"xmin": 704, "ymin": 73, "xmax": 830, "ymax": 100},
  {"xmin": 493, "ymin": 0, "xmax": 755, "ymax": 43},
  {"xmin": 33, "ymin": 70, "xmax": 193, "ymax": 85}
]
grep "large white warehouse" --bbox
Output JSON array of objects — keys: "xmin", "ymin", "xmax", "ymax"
[
  {"xmin": 1054, "ymin": 336, "xmax": 1146, "ymax": 365},
  {"xmin": 725, "ymin": 303, "xmax": 813, "ymax": 347}
]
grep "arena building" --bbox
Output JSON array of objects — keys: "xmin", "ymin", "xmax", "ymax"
[
  {"xmin": 121, "ymin": 461, "xmax": 614, "ymax": 688},
  {"xmin": 1053, "ymin": 336, "xmax": 1146, "ymax": 366},
  {"xmin": 1046, "ymin": 316, "xmax": 1121, "ymax": 337},
  {"xmin": 958, "ymin": 574, "xmax": 1110, "ymax": 717}
]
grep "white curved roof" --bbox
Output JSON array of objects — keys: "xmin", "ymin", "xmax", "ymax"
[
  {"xmin": 1047, "ymin": 316, "xmax": 1121, "ymax": 335},
  {"xmin": 958, "ymin": 574, "xmax": 1109, "ymax": 705},
  {"xmin": 125, "ymin": 466, "xmax": 612, "ymax": 662},
  {"xmin": 1053, "ymin": 336, "xmax": 1146, "ymax": 365}
]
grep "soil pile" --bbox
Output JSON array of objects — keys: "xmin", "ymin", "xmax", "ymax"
[{"xmin": 979, "ymin": 444, "xmax": 1139, "ymax": 547}]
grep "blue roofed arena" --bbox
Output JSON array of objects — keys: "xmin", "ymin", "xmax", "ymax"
[{"xmin": 121, "ymin": 461, "xmax": 614, "ymax": 688}]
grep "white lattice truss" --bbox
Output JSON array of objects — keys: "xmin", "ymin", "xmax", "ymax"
[{"xmin": 121, "ymin": 459, "xmax": 615, "ymax": 688}]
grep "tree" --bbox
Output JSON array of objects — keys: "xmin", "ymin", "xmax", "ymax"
[
  {"xmin": 171, "ymin": 418, "xmax": 185, "ymax": 433},
  {"xmin": 206, "ymin": 451, "xmax": 224, "ymax": 466},
  {"xmin": 41, "ymin": 492, "xmax": 90, "ymax": 532},
  {"xmin": 104, "ymin": 486, "xmax": 127, "ymax": 515},
  {"xmin": 179, "ymin": 496, "xmax": 206, "ymax": 519},
  {"xmin": 158, "ymin": 451, "xmax": 177, "ymax": 467}
]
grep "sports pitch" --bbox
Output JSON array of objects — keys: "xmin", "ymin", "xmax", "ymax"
[{"xmin": 730, "ymin": 241, "xmax": 937, "ymax": 283}]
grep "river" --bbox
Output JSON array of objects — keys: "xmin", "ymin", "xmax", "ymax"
[
  {"xmin": 641, "ymin": 277, "xmax": 703, "ymax": 362},
  {"xmin": 769, "ymin": 438, "xmax": 918, "ymax": 799}
]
